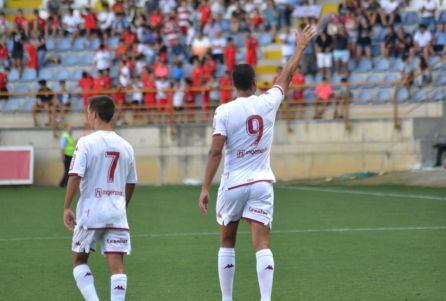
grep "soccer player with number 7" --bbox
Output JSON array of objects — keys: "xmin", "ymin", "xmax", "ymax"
[
  {"xmin": 198, "ymin": 25, "xmax": 317, "ymax": 301},
  {"xmin": 63, "ymin": 96, "xmax": 137, "ymax": 301}
]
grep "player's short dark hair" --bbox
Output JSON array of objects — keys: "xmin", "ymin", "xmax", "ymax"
[
  {"xmin": 89, "ymin": 96, "xmax": 115, "ymax": 122},
  {"xmin": 232, "ymin": 64, "xmax": 255, "ymax": 91}
]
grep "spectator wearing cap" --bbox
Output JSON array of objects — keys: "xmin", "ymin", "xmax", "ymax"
[
  {"xmin": 412, "ymin": 24, "xmax": 434, "ymax": 59},
  {"xmin": 420, "ymin": 0, "xmax": 437, "ymax": 30},
  {"xmin": 315, "ymin": 29, "xmax": 333, "ymax": 80},
  {"xmin": 32, "ymin": 79, "xmax": 56, "ymax": 126}
]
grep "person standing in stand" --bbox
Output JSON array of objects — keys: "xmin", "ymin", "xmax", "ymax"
[{"xmin": 59, "ymin": 125, "xmax": 75, "ymax": 187}]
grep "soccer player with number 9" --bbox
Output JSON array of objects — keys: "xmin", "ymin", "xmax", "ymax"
[
  {"xmin": 63, "ymin": 96, "xmax": 137, "ymax": 301},
  {"xmin": 198, "ymin": 25, "xmax": 317, "ymax": 301}
]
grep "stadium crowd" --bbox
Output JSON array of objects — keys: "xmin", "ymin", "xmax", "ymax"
[{"xmin": 0, "ymin": 0, "xmax": 445, "ymax": 124}]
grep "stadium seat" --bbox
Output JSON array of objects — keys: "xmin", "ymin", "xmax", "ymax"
[
  {"xmin": 357, "ymin": 90, "xmax": 373, "ymax": 104},
  {"xmin": 107, "ymin": 37, "xmax": 120, "ymax": 50},
  {"xmin": 4, "ymin": 98, "xmax": 20, "ymax": 112},
  {"xmin": 45, "ymin": 38, "xmax": 55, "ymax": 51},
  {"xmin": 215, "ymin": 64, "xmax": 227, "ymax": 77},
  {"xmin": 356, "ymin": 58, "xmax": 372, "ymax": 72},
  {"xmin": 22, "ymin": 98, "xmax": 35, "ymax": 112},
  {"xmin": 89, "ymin": 38, "xmax": 100, "ymax": 51},
  {"xmin": 435, "ymin": 75, "xmax": 446, "ymax": 86},
  {"xmin": 348, "ymin": 73, "xmax": 363, "ymax": 89},
  {"xmin": 372, "ymin": 44, "xmax": 381, "ymax": 57},
  {"xmin": 71, "ymin": 69, "xmax": 83, "ymax": 80},
  {"xmin": 15, "ymin": 84, "xmax": 29, "ymax": 93},
  {"xmin": 62, "ymin": 53, "xmax": 78, "ymax": 66},
  {"xmin": 304, "ymin": 74, "xmax": 314, "ymax": 84},
  {"xmin": 55, "ymin": 69, "xmax": 69, "ymax": 81},
  {"xmin": 39, "ymin": 68, "xmax": 53, "ymax": 81},
  {"xmin": 304, "ymin": 91, "xmax": 315, "ymax": 100},
  {"xmin": 376, "ymin": 89, "xmax": 393, "ymax": 104},
  {"xmin": 382, "ymin": 73, "xmax": 401, "ymax": 88},
  {"xmin": 221, "ymin": 19, "xmax": 230, "ymax": 32},
  {"xmin": 57, "ymin": 38, "xmax": 71, "ymax": 51},
  {"xmin": 258, "ymin": 33, "xmax": 272, "ymax": 46},
  {"xmin": 412, "ymin": 89, "xmax": 428, "ymax": 102},
  {"xmin": 314, "ymin": 73, "xmax": 323, "ymax": 84},
  {"xmin": 79, "ymin": 54, "xmax": 94, "ymax": 65},
  {"xmin": 390, "ymin": 58, "xmax": 405, "ymax": 72},
  {"xmin": 110, "ymin": 65, "xmax": 119, "ymax": 78},
  {"xmin": 409, "ymin": 57, "xmax": 419, "ymax": 70},
  {"xmin": 428, "ymin": 56, "xmax": 441, "ymax": 68},
  {"xmin": 72, "ymin": 99, "xmax": 84, "ymax": 109},
  {"xmin": 375, "ymin": 58, "xmax": 390, "ymax": 71},
  {"xmin": 364, "ymin": 74, "xmax": 380, "ymax": 88},
  {"xmin": 331, "ymin": 74, "xmax": 343, "ymax": 85},
  {"xmin": 404, "ymin": 11, "xmax": 419, "ymax": 25},
  {"xmin": 439, "ymin": 11, "xmax": 446, "ymax": 23},
  {"xmin": 396, "ymin": 87, "xmax": 409, "ymax": 103},
  {"xmin": 7, "ymin": 69, "xmax": 19, "ymax": 81},
  {"xmin": 21, "ymin": 68, "xmax": 37, "ymax": 81},
  {"xmin": 432, "ymin": 89, "xmax": 445, "ymax": 102},
  {"xmin": 73, "ymin": 38, "xmax": 87, "ymax": 51}
]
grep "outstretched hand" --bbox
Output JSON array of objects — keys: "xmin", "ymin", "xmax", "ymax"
[{"xmin": 294, "ymin": 25, "xmax": 318, "ymax": 49}]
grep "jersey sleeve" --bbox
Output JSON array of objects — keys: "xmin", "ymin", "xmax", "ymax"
[
  {"xmin": 126, "ymin": 148, "xmax": 138, "ymax": 184},
  {"xmin": 69, "ymin": 138, "xmax": 88, "ymax": 177},
  {"xmin": 259, "ymin": 85, "xmax": 285, "ymax": 111},
  {"xmin": 212, "ymin": 106, "xmax": 228, "ymax": 137}
]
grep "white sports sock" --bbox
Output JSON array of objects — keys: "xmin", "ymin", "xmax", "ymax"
[
  {"xmin": 73, "ymin": 264, "xmax": 99, "ymax": 301},
  {"xmin": 256, "ymin": 249, "xmax": 274, "ymax": 301},
  {"xmin": 218, "ymin": 248, "xmax": 235, "ymax": 301},
  {"xmin": 111, "ymin": 273, "xmax": 127, "ymax": 301}
]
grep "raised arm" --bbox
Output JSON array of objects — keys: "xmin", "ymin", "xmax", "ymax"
[{"xmin": 275, "ymin": 25, "xmax": 318, "ymax": 94}]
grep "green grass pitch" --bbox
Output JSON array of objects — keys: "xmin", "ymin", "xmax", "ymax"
[{"xmin": 0, "ymin": 185, "xmax": 445, "ymax": 300}]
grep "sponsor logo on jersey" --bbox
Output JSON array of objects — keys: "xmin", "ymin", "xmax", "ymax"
[
  {"xmin": 249, "ymin": 207, "xmax": 268, "ymax": 216},
  {"xmin": 237, "ymin": 147, "xmax": 268, "ymax": 158},
  {"xmin": 114, "ymin": 285, "xmax": 126, "ymax": 291},
  {"xmin": 95, "ymin": 188, "xmax": 123, "ymax": 198},
  {"xmin": 106, "ymin": 239, "xmax": 128, "ymax": 244},
  {"xmin": 224, "ymin": 264, "xmax": 235, "ymax": 269}
]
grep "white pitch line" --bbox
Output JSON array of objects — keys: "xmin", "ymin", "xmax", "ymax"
[
  {"xmin": 1, "ymin": 226, "xmax": 445, "ymax": 242},
  {"xmin": 279, "ymin": 186, "xmax": 446, "ymax": 201}
]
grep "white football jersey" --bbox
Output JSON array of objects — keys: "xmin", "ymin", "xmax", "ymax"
[
  {"xmin": 212, "ymin": 85, "xmax": 284, "ymax": 189},
  {"xmin": 69, "ymin": 130, "xmax": 137, "ymax": 230}
]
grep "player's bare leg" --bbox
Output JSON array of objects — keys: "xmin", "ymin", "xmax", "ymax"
[
  {"xmin": 250, "ymin": 221, "xmax": 274, "ymax": 301},
  {"xmin": 72, "ymin": 252, "xmax": 99, "ymax": 301},
  {"xmin": 106, "ymin": 253, "xmax": 128, "ymax": 301},
  {"xmin": 218, "ymin": 221, "xmax": 239, "ymax": 301}
]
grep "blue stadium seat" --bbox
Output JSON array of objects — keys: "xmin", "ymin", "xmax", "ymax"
[
  {"xmin": 436, "ymin": 75, "xmax": 446, "ymax": 86},
  {"xmin": 375, "ymin": 58, "xmax": 390, "ymax": 71},
  {"xmin": 73, "ymin": 99, "xmax": 83, "ymax": 109},
  {"xmin": 390, "ymin": 58, "xmax": 405, "ymax": 72},
  {"xmin": 45, "ymin": 38, "xmax": 55, "ymax": 51},
  {"xmin": 304, "ymin": 74, "xmax": 314, "ymax": 84},
  {"xmin": 439, "ymin": 11, "xmax": 446, "ymax": 23},
  {"xmin": 314, "ymin": 73, "xmax": 323, "ymax": 84},
  {"xmin": 357, "ymin": 90, "xmax": 373, "ymax": 104},
  {"xmin": 348, "ymin": 73, "xmax": 363, "ymax": 89},
  {"xmin": 79, "ymin": 54, "xmax": 94, "ymax": 65},
  {"xmin": 396, "ymin": 87, "xmax": 409, "ymax": 103},
  {"xmin": 21, "ymin": 68, "xmax": 37, "ymax": 81},
  {"xmin": 304, "ymin": 91, "xmax": 315, "ymax": 100},
  {"xmin": 71, "ymin": 69, "xmax": 83, "ymax": 80},
  {"xmin": 372, "ymin": 44, "xmax": 381, "ymax": 57},
  {"xmin": 107, "ymin": 37, "xmax": 120, "ymax": 50},
  {"xmin": 55, "ymin": 69, "xmax": 69, "ymax": 81},
  {"xmin": 215, "ymin": 64, "xmax": 227, "ymax": 77},
  {"xmin": 73, "ymin": 38, "xmax": 87, "ymax": 51},
  {"xmin": 356, "ymin": 58, "xmax": 372, "ymax": 72},
  {"xmin": 89, "ymin": 38, "xmax": 100, "ymax": 51},
  {"xmin": 376, "ymin": 89, "xmax": 393, "ymax": 104},
  {"xmin": 404, "ymin": 11, "xmax": 419, "ymax": 26},
  {"xmin": 432, "ymin": 89, "xmax": 445, "ymax": 102},
  {"xmin": 4, "ymin": 98, "xmax": 20, "ymax": 112},
  {"xmin": 258, "ymin": 33, "xmax": 272, "ymax": 46},
  {"xmin": 15, "ymin": 84, "xmax": 29, "ymax": 93},
  {"xmin": 110, "ymin": 65, "xmax": 119, "ymax": 78},
  {"xmin": 22, "ymin": 98, "xmax": 35, "ymax": 111},
  {"xmin": 382, "ymin": 73, "xmax": 401, "ymax": 88},
  {"xmin": 57, "ymin": 38, "xmax": 71, "ymax": 51},
  {"xmin": 428, "ymin": 56, "xmax": 441, "ymax": 68},
  {"xmin": 364, "ymin": 74, "xmax": 380, "ymax": 88},
  {"xmin": 63, "ymin": 53, "xmax": 78, "ymax": 66},
  {"xmin": 221, "ymin": 19, "xmax": 230, "ymax": 32},
  {"xmin": 7, "ymin": 69, "xmax": 20, "ymax": 82},
  {"xmin": 39, "ymin": 68, "xmax": 53, "ymax": 81},
  {"xmin": 412, "ymin": 89, "xmax": 428, "ymax": 102}
]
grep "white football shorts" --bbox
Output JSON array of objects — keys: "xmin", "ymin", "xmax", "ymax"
[
  {"xmin": 216, "ymin": 181, "xmax": 274, "ymax": 227},
  {"xmin": 72, "ymin": 226, "xmax": 131, "ymax": 255}
]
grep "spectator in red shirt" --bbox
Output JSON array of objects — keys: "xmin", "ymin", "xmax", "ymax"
[
  {"xmin": 24, "ymin": 39, "xmax": 38, "ymax": 71},
  {"xmin": 291, "ymin": 68, "xmax": 305, "ymax": 102},
  {"xmin": 224, "ymin": 37, "xmax": 237, "ymax": 73},
  {"xmin": 245, "ymin": 32, "xmax": 259, "ymax": 66},
  {"xmin": 83, "ymin": 7, "xmax": 97, "ymax": 40},
  {"xmin": 250, "ymin": 8, "xmax": 263, "ymax": 31},
  {"xmin": 200, "ymin": 0, "xmax": 212, "ymax": 28},
  {"xmin": 184, "ymin": 77, "xmax": 195, "ymax": 112},
  {"xmin": 14, "ymin": 9, "xmax": 28, "ymax": 34},
  {"xmin": 219, "ymin": 71, "xmax": 232, "ymax": 104},
  {"xmin": 314, "ymin": 77, "xmax": 334, "ymax": 119},
  {"xmin": 47, "ymin": 14, "xmax": 62, "ymax": 36},
  {"xmin": 77, "ymin": 71, "xmax": 94, "ymax": 108},
  {"xmin": 30, "ymin": 9, "xmax": 46, "ymax": 36},
  {"xmin": 114, "ymin": 38, "xmax": 128, "ymax": 60},
  {"xmin": 0, "ymin": 40, "xmax": 9, "ymax": 68},
  {"xmin": 93, "ymin": 70, "xmax": 111, "ymax": 96},
  {"xmin": 150, "ymin": 8, "xmax": 163, "ymax": 31},
  {"xmin": 112, "ymin": 0, "xmax": 125, "ymax": 14},
  {"xmin": 0, "ymin": 67, "xmax": 9, "ymax": 103},
  {"xmin": 122, "ymin": 27, "xmax": 137, "ymax": 45},
  {"xmin": 153, "ymin": 56, "xmax": 169, "ymax": 78},
  {"xmin": 143, "ymin": 67, "xmax": 157, "ymax": 109}
]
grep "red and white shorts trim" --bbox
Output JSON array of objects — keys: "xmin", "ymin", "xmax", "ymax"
[
  {"xmin": 216, "ymin": 181, "xmax": 274, "ymax": 228},
  {"xmin": 72, "ymin": 226, "xmax": 131, "ymax": 255}
]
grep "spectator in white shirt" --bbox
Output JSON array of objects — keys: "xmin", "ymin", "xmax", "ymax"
[
  {"xmin": 62, "ymin": 8, "xmax": 81, "ymax": 41},
  {"xmin": 381, "ymin": 0, "xmax": 401, "ymax": 25},
  {"xmin": 280, "ymin": 27, "xmax": 295, "ymax": 64},
  {"xmin": 191, "ymin": 31, "xmax": 211, "ymax": 61},
  {"xmin": 210, "ymin": 31, "xmax": 226, "ymax": 63},
  {"xmin": 119, "ymin": 58, "xmax": 131, "ymax": 88},
  {"xmin": 98, "ymin": 4, "xmax": 115, "ymax": 33},
  {"xmin": 412, "ymin": 24, "xmax": 435, "ymax": 59},
  {"xmin": 93, "ymin": 44, "xmax": 111, "ymax": 72},
  {"xmin": 419, "ymin": 0, "xmax": 437, "ymax": 30}
]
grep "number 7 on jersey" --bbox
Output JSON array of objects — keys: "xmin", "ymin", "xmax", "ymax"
[{"xmin": 105, "ymin": 151, "xmax": 120, "ymax": 183}]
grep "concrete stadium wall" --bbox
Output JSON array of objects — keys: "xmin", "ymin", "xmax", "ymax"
[{"xmin": 0, "ymin": 117, "xmax": 443, "ymax": 186}]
